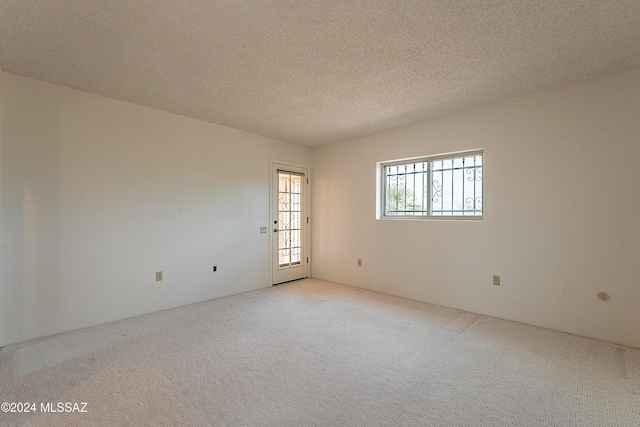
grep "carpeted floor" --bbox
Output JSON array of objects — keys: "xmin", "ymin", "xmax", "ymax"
[{"xmin": 1, "ymin": 278, "xmax": 639, "ymax": 426}]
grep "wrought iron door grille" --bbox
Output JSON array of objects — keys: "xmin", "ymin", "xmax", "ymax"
[
  {"xmin": 383, "ymin": 152, "xmax": 482, "ymax": 218},
  {"xmin": 278, "ymin": 172, "xmax": 303, "ymax": 268}
]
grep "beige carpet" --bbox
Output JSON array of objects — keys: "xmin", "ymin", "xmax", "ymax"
[{"xmin": 1, "ymin": 279, "xmax": 639, "ymax": 426}]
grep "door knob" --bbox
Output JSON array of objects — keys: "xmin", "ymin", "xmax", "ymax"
[
  {"xmin": 274, "ymin": 220, "xmax": 278, "ymax": 224},
  {"xmin": 274, "ymin": 228, "xmax": 278, "ymax": 233}
]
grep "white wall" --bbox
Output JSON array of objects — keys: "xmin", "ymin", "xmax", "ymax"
[
  {"xmin": 312, "ymin": 69, "xmax": 640, "ymax": 348},
  {"xmin": 0, "ymin": 72, "xmax": 311, "ymax": 347}
]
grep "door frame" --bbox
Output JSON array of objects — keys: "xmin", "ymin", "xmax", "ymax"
[{"xmin": 270, "ymin": 159, "xmax": 311, "ymax": 285}]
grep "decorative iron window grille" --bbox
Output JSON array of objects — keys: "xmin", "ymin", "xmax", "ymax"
[
  {"xmin": 278, "ymin": 172, "xmax": 303, "ymax": 267},
  {"xmin": 381, "ymin": 151, "xmax": 483, "ymax": 218}
]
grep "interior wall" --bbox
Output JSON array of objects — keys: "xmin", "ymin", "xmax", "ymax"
[
  {"xmin": 311, "ymin": 68, "xmax": 640, "ymax": 348},
  {"xmin": 0, "ymin": 72, "xmax": 311, "ymax": 347}
]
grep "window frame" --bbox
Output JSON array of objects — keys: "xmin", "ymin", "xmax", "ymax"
[{"xmin": 377, "ymin": 149, "xmax": 483, "ymax": 221}]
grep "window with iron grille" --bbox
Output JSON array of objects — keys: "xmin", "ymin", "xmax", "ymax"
[{"xmin": 379, "ymin": 151, "xmax": 483, "ymax": 219}]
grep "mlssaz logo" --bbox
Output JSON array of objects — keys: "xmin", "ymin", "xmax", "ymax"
[{"xmin": 41, "ymin": 402, "xmax": 88, "ymax": 413}]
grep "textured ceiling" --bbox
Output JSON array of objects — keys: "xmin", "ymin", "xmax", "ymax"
[{"xmin": 1, "ymin": 1, "xmax": 640, "ymax": 146}]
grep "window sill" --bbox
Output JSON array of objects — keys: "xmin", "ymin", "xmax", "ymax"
[{"xmin": 377, "ymin": 216, "xmax": 483, "ymax": 222}]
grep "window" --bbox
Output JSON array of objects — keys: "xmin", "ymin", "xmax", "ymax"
[
  {"xmin": 378, "ymin": 150, "xmax": 483, "ymax": 219},
  {"xmin": 277, "ymin": 171, "xmax": 303, "ymax": 268}
]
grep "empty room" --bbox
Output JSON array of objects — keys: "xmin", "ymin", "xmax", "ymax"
[{"xmin": 1, "ymin": 1, "xmax": 639, "ymax": 426}]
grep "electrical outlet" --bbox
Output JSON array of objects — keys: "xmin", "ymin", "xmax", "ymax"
[
  {"xmin": 155, "ymin": 271, "xmax": 163, "ymax": 282},
  {"xmin": 493, "ymin": 275, "xmax": 500, "ymax": 286},
  {"xmin": 260, "ymin": 226, "xmax": 267, "ymax": 234},
  {"xmin": 213, "ymin": 265, "xmax": 217, "ymax": 272},
  {"xmin": 357, "ymin": 259, "xmax": 362, "ymax": 267},
  {"xmin": 597, "ymin": 292, "xmax": 609, "ymax": 301},
  {"xmin": 561, "ymin": 284, "xmax": 571, "ymax": 297}
]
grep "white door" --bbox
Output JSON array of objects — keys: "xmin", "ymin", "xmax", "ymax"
[{"xmin": 271, "ymin": 163, "xmax": 309, "ymax": 285}]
